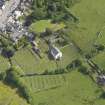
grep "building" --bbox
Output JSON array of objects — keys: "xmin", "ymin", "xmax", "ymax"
[
  {"xmin": 8, "ymin": 16, "xmax": 15, "ymax": 24},
  {"xmin": 0, "ymin": 0, "xmax": 4, "ymax": 9},
  {"xmin": 50, "ymin": 46, "xmax": 62, "ymax": 60},
  {"xmin": 14, "ymin": 10, "xmax": 22, "ymax": 19},
  {"xmin": 31, "ymin": 41, "xmax": 38, "ymax": 47},
  {"xmin": 97, "ymin": 75, "xmax": 105, "ymax": 85}
]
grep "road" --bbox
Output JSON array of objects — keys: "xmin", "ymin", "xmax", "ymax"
[{"xmin": 0, "ymin": 0, "xmax": 20, "ymax": 29}]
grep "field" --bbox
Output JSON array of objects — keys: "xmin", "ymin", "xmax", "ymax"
[
  {"xmin": 95, "ymin": 28, "xmax": 105, "ymax": 45},
  {"xmin": 23, "ymin": 71, "xmax": 105, "ymax": 105},
  {"xmin": 92, "ymin": 52, "xmax": 105, "ymax": 70},
  {"xmin": 11, "ymin": 44, "xmax": 80, "ymax": 74},
  {"xmin": 0, "ymin": 55, "xmax": 10, "ymax": 73},
  {"xmin": 69, "ymin": 0, "xmax": 105, "ymax": 54},
  {"xmin": 29, "ymin": 20, "xmax": 65, "ymax": 33},
  {"xmin": 0, "ymin": 82, "xmax": 29, "ymax": 105},
  {"xmin": 21, "ymin": 74, "xmax": 65, "ymax": 93}
]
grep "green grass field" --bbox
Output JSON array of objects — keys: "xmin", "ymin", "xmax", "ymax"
[
  {"xmin": 21, "ymin": 74, "xmax": 65, "ymax": 93},
  {"xmin": 0, "ymin": 82, "xmax": 30, "ymax": 105},
  {"xmin": 27, "ymin": 71, "xmax": 105, "ymax": 105},
  {"xmin": 95, "ymin": 28, "xmax": 105, "ymax": 45},
  {"xmin": 0, "ymin": 55, "xmax": 10, "ymax": 73},
  {"xmin": 92, "ymin": 52, "xmax": 105, "ymax": 70},
  {"xmin": 69, "ymin": 0, "xmax": 105, "ymax": 54},
  {"xmin": 29, "ymin": 20, "xmax": 65, "ymax": 33}
]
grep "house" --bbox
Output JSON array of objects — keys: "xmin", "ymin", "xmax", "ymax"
[
  {"xmin": 14, "ymin": 10, "xmax": 22, "ymax": 19},
  {"xmin": 50, "ymin": 46, "xmax": 62, "ymax": 60},
  {"xmin": 0, "ymin": 0, "xmax": 4, "ymax": 8},
  {"xmin": 27, "ymin": 32, "xmax": 35, "ymax": 42}
]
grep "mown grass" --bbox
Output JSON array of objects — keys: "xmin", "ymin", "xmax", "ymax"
[
  {"xmin": 21, "ymin": 75, "xmax": 65, "ymax": 93},
  {"xmin": 29, "ymin": 71, "xmax": 104, "ymax": 105},
  {"xmin": 95, "ymin": 28, "xmax": 105, "ymax": 45},
  {"xmin": 0, "ymin": 55, "xmax": 10, "ymax": 73},
  {"xmin": 29, "ymin": 20, "xmax": 65, "ymax": 33},
  {"xmin": 69, "ymin": 0, "xmax": 105, "ymax": 54},
  {"xmin": 0, "ymin": 82, "xmax": 30, "ymax": 105},
  {"xmin": 92, "ymin": 52, "xmax": 105, "ymax": 70}
]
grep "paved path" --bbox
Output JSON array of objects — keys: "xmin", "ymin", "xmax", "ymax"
[{"xmin": 0, "ymin": 0, "xmax": 20, "ymax": 29}]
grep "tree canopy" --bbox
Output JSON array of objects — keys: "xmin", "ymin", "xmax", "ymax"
[{"xmin": 31, "ymin": 0, "xmax": 79, "ymax": 21}]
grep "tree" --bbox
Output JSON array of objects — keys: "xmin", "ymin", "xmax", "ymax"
[
  {"xmin": 5, "ymin": 66, "xmax": 24, "ymax": 85},
  {"xmin": 95, "ymin": 44, "xmax": 105, "ymax": 51},
  {"xmin": 2, "ymin": 46, "xmax": 15, "ymax": 58},
  {"xmin": 5, "ymin": 66, "xmax": 32, "ymax": 104},
  {"xmin": 30, "ymin": 0, "xmax": 79, "ymax": 22},
  {"xmin": 78, "ymin": 66, "xmax": 88, "ymax": 75}
]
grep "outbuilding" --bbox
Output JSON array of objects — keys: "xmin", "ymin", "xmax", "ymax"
[
  {"xmin": 97, "ymin": 75, "xmax": 105, "ymax": 85},
  {"xmin": 50, "ymin": 46, "xmax": 62, "ymax": 60}
]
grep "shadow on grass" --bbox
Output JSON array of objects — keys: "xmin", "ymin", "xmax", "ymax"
[
  {"xmin": 99, "ymin": 92, "xmax": 105, "ymax": 99},
  {"xmin": 2, "ymin": 80, "xmax": 27, "ymax": 101}
]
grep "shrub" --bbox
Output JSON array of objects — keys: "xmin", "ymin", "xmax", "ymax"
[
  {"xmin": 5, "ymin": 66, "xmax": 33, "ymax": 104},
  {"xmin": 0, "ymin": 72, "xmax": 6, "ymax": 80},
  {"xmin": 2, "ymin": 46, "xmax": 15, "ymax": 58},
  {"xmin": 66, "ymin": 59, "xmax": 82, "ymax": 69},
  {"xmin": 78, "ymin": 66, "xmax": 88, "ymax": 75}
]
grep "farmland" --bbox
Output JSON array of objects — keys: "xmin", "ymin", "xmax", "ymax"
[
  {"xmin": 21, "ymin": 74, "xmax": 65, "ymax": 93},
  {"xmin": 0, "ymin": 55, "xmax": 10, "ymax": 73},
  {"xmin": 92, "ymin": 52, "xmax": 105, "ymax": 70},
  {"xmin": 69, "ymin": 0, "xmax": 105, "ymax": 54},
  {"xmin": 95, "ymin": 28, "xmax": 105, "ymax": 46},
  {"xmin": 0, "ymin": 82, "xmax": 30, "ymax": 105},
  {"xmin": 0, "ymin": 0, "xmax": 105, "ymax": 105},
  {"xmin": 29, "ymin": 71, "xmax": 105, "ymax": 105}
]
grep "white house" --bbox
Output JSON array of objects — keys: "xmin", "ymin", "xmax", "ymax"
[
  {"xmin": 14, "ymin": 10, "xmax": 22, "ymax": 19},
  {"xmin": 50, "ymin": 46, "xmax": 62, "ymax": 60}
]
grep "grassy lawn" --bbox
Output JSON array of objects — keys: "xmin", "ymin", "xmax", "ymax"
[
  {"xmin": 0, "ymin": 56, "xmax": 10, "ymax": 72},
  {"xmin": 21, "ymin": 74, "xmax": 65, "ymax": 92},
  {"xmin": 95, "ymin": 28, "xmax": 105, "ymax": 45},
  {"xmin": 57, "ymin": 44, "xmax": 80, "ymax": 69},
  {"xmin": 29, "ymin": 71, "xmax": 104, "ymax": 105},
  {"xmin": 11, "ymin": 43, "xmax": 79, "ymax": 74},
  {"xmin": 69, "ymin": 0, "xmax": 105, "ymax": 53},
  {"xmin": 29, "ymin": 20, "xmax": 65, "ymax": 33},
  {"xmin": 92, "ymin": 52, "xmax": 105, "ymax": 70},
  {"xmin": 0, "ymin": 82, "xmax": 29, "ymax": 105}
]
